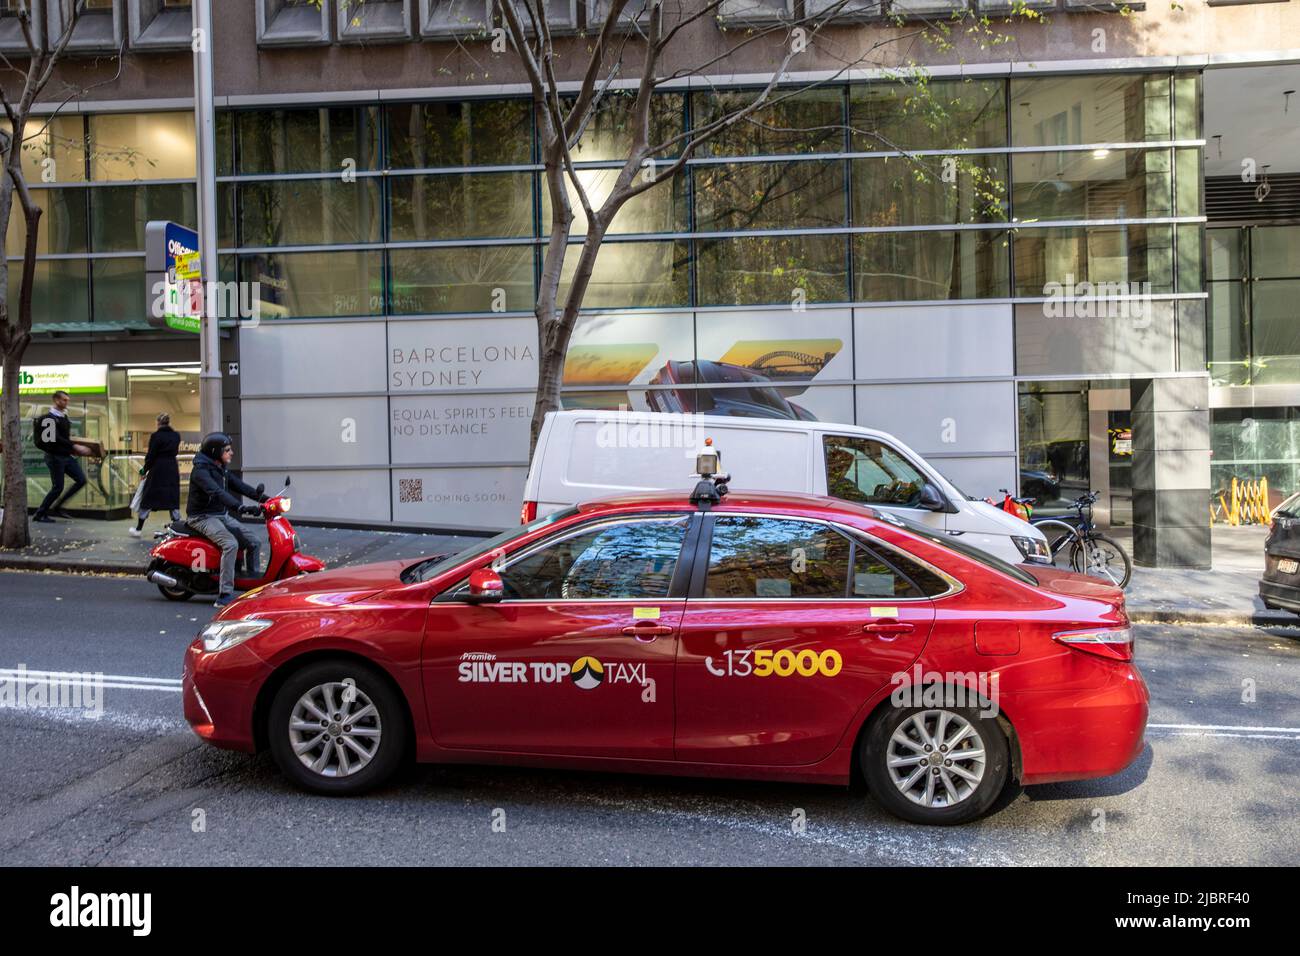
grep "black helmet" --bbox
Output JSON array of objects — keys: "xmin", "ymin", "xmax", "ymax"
[{"xmin": 199, "ymin": 432, "xmax": 233, "ymax": 460}]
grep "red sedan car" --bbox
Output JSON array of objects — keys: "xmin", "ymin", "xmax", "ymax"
[{"xmin": 183, "ymin": 488, "xmax": 1148, "ymax": 825}]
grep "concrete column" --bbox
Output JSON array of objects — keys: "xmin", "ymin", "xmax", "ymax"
[{"xmin": 1129, "ymin": 376, "xmax": 1212, "ymax": 569}]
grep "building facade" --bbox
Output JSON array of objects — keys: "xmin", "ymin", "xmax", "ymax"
[{"xmin": 5, "ymin": 0, "xmax": 1300, "ymax": 566}]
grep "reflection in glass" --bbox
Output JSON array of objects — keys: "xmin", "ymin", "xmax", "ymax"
[
  {"xmin": 564, "ymin": 91, "xmax": 685, "ymax": 161},
  {"xmin": 29, "ymin": 260, "xmax": 91, "ymax": 332},
  {"xmin": 1010, "ymin": 74, "xmax": 1171, "ymax": 147},
  {"xmin": 854, "ymin": 154, "xmax": 1005, "ymax": 226},
  {"xmin": 1251, "ymin": 279, "xmax": 1300, "ymax": 385},
  {"xmin": 237, "ymin": 107, "xmax": 380, "ymax": 174},
  {"xmin": 500, "ymin": 518, "xmax": 687, "ymax": 599},
  {"xmin": 1207, "ymin": 281, "xmax": 1249, "ymax": 387},
  {"xmin": 850, "ymin": 78, "xmax": 1006, "ymax": 151},
  {"xmin": 15, "ymin": 114, "xmax": 86, "ymax": 183},
  {"xmin": 89, "ymin": 112, "xmax": 197, "ymax": 180},
  {"xmin": 392, "ymin": 172, "xmax": 532, "ymax": 241},
  {"xmin": 854, "ymin": 230, "xmax": 1008, "ymax": 301},
  {"xmin": 697, "ymin": 234, "xmax": 848, "ymax": 305},
  {"xmin": 89, "ymin": 183, "xmax": 196, "ymax": 252},
  {"xmin": 558, "ymin": 240, "xmax": 690, "ymax": 309},
  {"xmin": 238, "ymin": 178, "xmax": 381, "ymax": 246},
  {"xmin": 239, "ymin": 251, "xmax": 384, "ymax": 318},
  {"xmin": 1011, "ymin": 149, "xmax": 1171, "ymax": 222},
  {"xmin": 5, "ymin": 189, "xmax": 87, "ymax": 256},
  {"xmin": 92, "ymin": 257, "xmax": 150, "ymax": 331},
  {"xmin": 695, "ymin": 161, "xmax": 845, "ymax": 232},
  {"xmin": 540, "ymin": 168, "xmax": 686, "ymax": 235},
  {"xmin": 692, "ymin": 87, "xmax": 845, "ymax": 156},
  {"xmin": 390, "ymin": 245, "xmax": 534, "ymax": 314},
  {"xmin": 1012, "ymin": 225, "xmax": 1173, "ymax": 296},
  {"xmin": 705, "ymin": 516, "xmax": 851, "ymax": 599}
]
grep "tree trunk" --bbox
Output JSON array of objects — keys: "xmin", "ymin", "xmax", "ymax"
[{"xmin": 1, "ymin": 352, "xmax": 31, "ymax": 549}]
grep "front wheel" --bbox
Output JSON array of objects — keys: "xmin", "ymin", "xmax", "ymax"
[
  {"xmin": 861, "ymin": 705, "xmax": 1010, "ymax": 825},
  {"xmin": 267, "ymin": 660, "xmax": 408, "ymax": 796},
  {"xmin": 1070, "ymin": 534, "xmax": 1132, "ymax": 588}
]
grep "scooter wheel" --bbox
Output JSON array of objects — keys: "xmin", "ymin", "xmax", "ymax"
[{"xmin": 158, "ymin": 583, "xmax": 193, "ymax": 602}]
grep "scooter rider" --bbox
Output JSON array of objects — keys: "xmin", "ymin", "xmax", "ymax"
[{"xmin": 187, "ymin": 432, "xmax": 268, "ymax": 608}]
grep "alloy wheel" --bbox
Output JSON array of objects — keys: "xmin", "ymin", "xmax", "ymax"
[
  {"xmin": 885, "ymin": 709, "xmax": 987, "ymax": 808},
  {"xmin": 288, "ymin": 681, "xmax": 383, "ymax": 778}
]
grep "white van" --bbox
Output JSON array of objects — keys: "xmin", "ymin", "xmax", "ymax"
[{"xmin": 521, "ymin": 410, "xmax": 1051, "ymax": 567}]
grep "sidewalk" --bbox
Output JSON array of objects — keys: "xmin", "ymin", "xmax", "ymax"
[
  {"xmin": 0, "ymin": 515, "xmax": 479, "ymax": 578},
  {"xmin": 0, "ymin": 515, "xmax": 1288, "ymax": 627}
]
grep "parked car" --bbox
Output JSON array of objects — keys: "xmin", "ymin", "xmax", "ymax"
[
  {"xmin": 1260, "ymin": 490, "xmax": 1300, "ymax": 613},
  {"xmin": 521, "ymin": 409, "xmax": 1051, "ymax": 566},
  {"xmin": 184, "ymin": 486, "xmax": 1147, "ymax": 825}
]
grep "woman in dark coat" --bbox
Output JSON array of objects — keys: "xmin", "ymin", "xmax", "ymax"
[{"xmin": 130, "ymin": 413, "xmax": 182, "ymax": 536}]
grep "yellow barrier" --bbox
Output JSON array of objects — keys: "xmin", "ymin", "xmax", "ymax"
[{"xmin": 1212, "ymin": 476, "xmax": 1270, "ymax": 526}]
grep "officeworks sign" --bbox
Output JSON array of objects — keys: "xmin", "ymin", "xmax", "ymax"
[{"xmin": 146, "ymin": 220, "xmax": 202, "ymax": 334}]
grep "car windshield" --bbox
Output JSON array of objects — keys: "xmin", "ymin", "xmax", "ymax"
[
  {"xmin": 875, "ymin": 510, "xmax": 1039, "ymax": 587},
  {"xmin": 400, "ymin": 506, "xmax": 580, "ymax": 584}
]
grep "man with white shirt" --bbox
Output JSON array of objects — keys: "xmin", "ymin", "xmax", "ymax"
[{"xmin": 32, "ymin": 390, "xmax": 90, "ymax": 523}]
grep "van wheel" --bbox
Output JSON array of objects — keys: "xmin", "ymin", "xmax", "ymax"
[
  {"xmin": 267, "ymin": 660, "xmax": 408, "ymax": 796},
  {"xmin": 862, "ymin": 705, "xmax": 1008, "ymax": 825}
]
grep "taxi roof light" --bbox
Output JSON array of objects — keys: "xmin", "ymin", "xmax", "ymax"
[{"xmin": 690, "ymin": 437, "xmax": 730, "ymax": 510}]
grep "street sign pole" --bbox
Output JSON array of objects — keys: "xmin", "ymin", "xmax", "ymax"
[{"xmin": 193, "ymin": 0, "xmax": 222, "ymax": 435}]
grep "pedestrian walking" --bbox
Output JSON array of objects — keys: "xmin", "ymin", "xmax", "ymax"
[
  {"xmin": 32, "ymin": 390, "xmax": 90, "ymax": 523},
  {"xmin": 129, "ymin": 413, "xmax": 182, "ymax": 537}
]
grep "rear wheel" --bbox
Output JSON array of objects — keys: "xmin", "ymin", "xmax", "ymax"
[
  {"xmin": 1070, "ymin": 534, "xmax": 1132, "ymax": 588},
  {"xmin": 267, "ymin": 660, "xmax": 408, "ymax": 796},
  {"xmin": 862, "ymin": 704, "xmax": 1009, "ymax": 825},
  {"xmin": 157, "ymin": 583, "xmax": 193, "ymax": 601}
]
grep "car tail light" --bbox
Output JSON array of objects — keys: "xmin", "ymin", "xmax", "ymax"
[
  {"xmin": 520, "ymin": 500, "xmax": 538, "ymax": 525},
  {"xmin": 1053, "ymin": 626, "xmax": 1134, "ymax": 662}
]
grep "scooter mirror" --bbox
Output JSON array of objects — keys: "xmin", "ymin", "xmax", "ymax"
[
  {"xmin": 255, "ymin": 483, "xmax": 265, "ymax": 497},
  {"xmin": 285, "ymin": 476, "xmax": 291, "ymax": 488}
]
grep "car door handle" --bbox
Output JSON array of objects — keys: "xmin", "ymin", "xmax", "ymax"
[
  {"xmin": 621, "ymin": 624, "xmax": 674, "ymax": 641},
  {"xmin": 862, "ymin": 621, "xmax": 914, "ymax": 637}
]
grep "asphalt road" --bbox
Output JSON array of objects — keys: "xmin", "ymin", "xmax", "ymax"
[{"xmin": 1, "ymin": 569, "xmax": 1298, "ymax": 866}]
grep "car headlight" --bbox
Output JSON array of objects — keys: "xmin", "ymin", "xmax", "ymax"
[
  {"xmin": 199, "ymin": 618, "xmax": 274, "ymax": 654},
  {"xmin": 1012, "ymin": 534, "xmax": 1052, "ymax": 564}
]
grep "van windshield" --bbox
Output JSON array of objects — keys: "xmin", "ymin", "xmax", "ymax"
[{"xmin": 400, "ymin": 507, "xmax": 580, "ymax": 584}]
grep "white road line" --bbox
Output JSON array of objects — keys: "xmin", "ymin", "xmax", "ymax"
[
  {"xmin": 0, "ymin": 669, "xmax": 181, "ymax": 686},
  {"xmin": 1148, "ymin": 722, "xmax": 1300, "ymax": 734}
]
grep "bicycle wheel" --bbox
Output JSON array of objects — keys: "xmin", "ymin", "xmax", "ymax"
[
  {"xmin": 1030, "ymin": 519, "xmax": 1080, "ymax": 570},
  {"xmin": 1069, "ymin": 534, "xmax": 1132, "ymax": 589}
]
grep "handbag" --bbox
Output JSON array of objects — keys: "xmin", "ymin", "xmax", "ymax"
[{"xmin": 130, "ymin": 476, "xmax": 147, "ymax": 513}]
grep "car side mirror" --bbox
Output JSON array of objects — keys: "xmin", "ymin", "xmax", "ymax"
[
  {"xmin": 919, "ymin": 482, "xmax": 949, "ymax": 512},
  {"xmin": 467, "ymin": 568, "xmax": 504, "ymax": 604}
]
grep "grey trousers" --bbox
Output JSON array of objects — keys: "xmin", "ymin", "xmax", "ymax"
[{"xmin": 187, "ymin": 514, "xmax": 259, "ymax": 595}]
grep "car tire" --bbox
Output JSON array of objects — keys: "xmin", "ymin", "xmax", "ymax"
[
  {"xmin": 267, "ymin": 660, "xmax": 409, "ymax": 796},
  {"xmin": 861, "ymin": 703, "xmax": 1010, "ymax": 826}
]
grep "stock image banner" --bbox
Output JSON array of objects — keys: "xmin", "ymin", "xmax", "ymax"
[{"xmin": 0, "ymin": 0, "xmax": 1294, "ymax": 932}]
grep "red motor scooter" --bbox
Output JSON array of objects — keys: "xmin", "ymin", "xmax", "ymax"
[{"xmin": 144, "ymin": 476, "xmax": 325, "ymax": 601}]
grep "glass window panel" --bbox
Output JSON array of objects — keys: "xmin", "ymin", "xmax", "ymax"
[
  {"xmin": 218, "ymin": 182, "xmax": 235, "ymax": 249},
  {"xmin": 5, "ymin": 188, "xmax": 87, "ymax": 256},
  {"xmin": 696, "ymin": 234, "xmax": 847, "ymax": 306},
  {"xmin": 851, "ymin": 545, "xmax": 922, "ymax": 599},
  {"xmin": 1206, "ymin": 227, "xmax": 1244, "ymax": 281},
  {"xmin": 216, "ymin": 110, "xmax": 234, "ymax": 178},
  {"xmin": 540, "ymin": 169, "xmax": 686, "ymax": 235},
  {"xmin": 564, "ymin": 91, "xmax": 685, "ymax": 161},
  {"xmin": 28, "ymin": 260, "xmax": 91, "ymax": 333},
  {"xmin": 853, "ymin": 229, "xmax": 1008, "ymax": 301},
  {"xmin": 1175, "ymin": 147, "xmax": 1200, "ymax": 217},
  {"xmin": 695, "ymin": 160, "xmax": 845, "ymax": 232},
  {"xmin": 13, "ymin": 114, "xmax": 86, "ymax": 183},
  {"xmin": 238, "ymin": 178, "xmax": 381, "ymax": 246},
  {"xmin": 1252, "ymin": 226, "xmax": 1300, "ymax": 279},
  {"xmin": 501, "ymin": 518, "xmax": 687, "ymax": 600},
  {"xmin": 1177, "ymin": 223, "xmax": 1202, "ymax": 295},
  {"xmin": 92, "ymin": 256, "xmax": 151, "ymax": 331},
  {"xmin": 849, "ymin": 78, "xmax": 1006, "ymax": 151},
  {"xmin": 1011, "ymin": 74, "xmax": 1171, "ymax": 147},
  {"xmin": 1207, "ymin": 281, "xmax": 1249, "ymax": 387},
  {"xmin": 692, "ymin": 87, "xmax": 845, "ymax": 156},
  {"xmin": 557, "ymin": 240, "xmax": 689, "ymax": 309},
  {"xmin": 854, "ymin": 154, "xmax": 1006, "ymax": 226},
  {"xmin": 240, "ymin": 251, "xmax": 384, "ymax": 318},
  {"xmin": 237, "ymin": 107, "xmax": 380, "ymax": 174},
  {"xmin": 1011, "ymin": 148, "xmax": 1171, "ymax": 222},
  {"xmin": 386, "ymin": 99, "xmax": 530, "ymax": 169},
  {"xmin": 391, "ymin": 172, "xmax": 533, "ymax": 242},
  {"xmin": 89, "ymin": 112, "xmax": 196, "ymax": 180},
  {"xmin": 1012, "ymin": 225, "xmax": 1173, "ymax": 297},
  {"xmin": 705, "ymin": 516, "xmax": 852, "ymax": 599},
  {"xmin": 89, "ymin": 183, "xmax": 196, "ymax": 252},
  {"xmin": 1173, "ymin": 73, "xmax": 1200, "ymax": 141},
  {"xmin": 390, "ymin": 245, "xmax": 534, "ymax": 314},
  {"xmin": 1251, "ymin": 279, "xmax": 1300, "ymax": 385},
  {"xmin": 824, "ymin": 435, "xmax": 927, "ymax": 507}
]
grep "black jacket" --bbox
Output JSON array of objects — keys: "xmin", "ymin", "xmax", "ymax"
[
  {"xmin": 32, "ymin": 411, "xmax": 75, "ymax": 456},
  {"xmin": 186, "ymin": 451, "xmax": 265, "ymax": 517},
  {"xmin": 141, "ymin": 426, "xmax": 182, "ymax": 511}
]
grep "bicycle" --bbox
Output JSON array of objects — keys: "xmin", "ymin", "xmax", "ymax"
[{"xmin": 1029, "ymin": 491, "xmax": 1132, "ymax": 589}]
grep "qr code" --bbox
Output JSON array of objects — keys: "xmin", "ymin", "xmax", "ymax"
[{"xmin": 398, "ymin": 478, "xmax": 423, "ymax": 504}]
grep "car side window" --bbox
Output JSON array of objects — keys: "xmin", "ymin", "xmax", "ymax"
[
  {"xmin": 852, "ymin": 543, "xmax": 924, "ymax": 599},
  {"xmin": 499, "ymin": 517, "xmax": 689, "ymax": 600},
  {"xmin": 705, "ymin": 516, "xmax": 852, "ymax": 599},
  {"xmin": 824, "ymin": 435, "xmax": 927, "ymax": 508}
]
